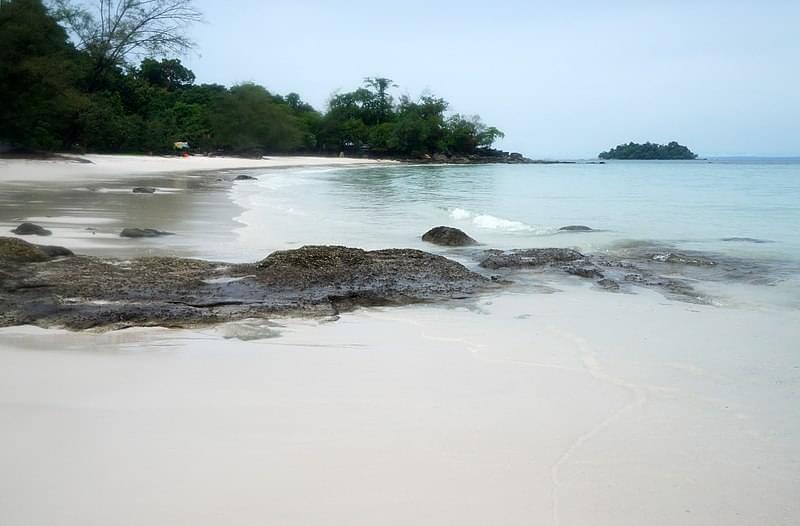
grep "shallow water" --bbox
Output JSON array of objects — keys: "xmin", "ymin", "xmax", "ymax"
[{"xmin": 228, "ymin": 159, "xmax": 800, "ymax": 309}]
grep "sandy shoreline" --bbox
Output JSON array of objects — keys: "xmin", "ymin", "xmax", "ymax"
[
  {"xmin": 1, "ymin": 287, "xmax": 798, "ymax": 525},
  {"xmin": 1, "ymin": 156, "xmax": 799, "ymax": 525},
  {"xmin": 0, "ymin": 154, "xmax": 396, "ymax": 184}
]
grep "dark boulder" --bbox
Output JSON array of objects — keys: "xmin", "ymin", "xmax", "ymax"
[
  {"xmin": 421, "ymin": 226, "xmax": 478, "ymax": 247},
  {"xmin": 132, "ymin": 187, "xmax": 157, "ymax": 194},
  {"xmin": 559, "ymin": 225, "xmax": 593, "ymax": 232},
  {"xmin": 11, "ymin": 222, "xmax": 52, "ymax": 236},
  {"xmin": 479, "ymin": 248, "xmax": 584, "ymax": 269},
  {"xmin": 38, "ymin": 245, "xmax": 74, "ymax": 258},
  {"xmin": 120, "ymin": 228, "xmax": 175, "ymax": 238},
  {"xmin": 234, "ymin": 174, "xmax": 257, "ymax": 181}
]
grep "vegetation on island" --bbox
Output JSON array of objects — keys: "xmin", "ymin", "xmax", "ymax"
[
  {"xmin": 599, "ymin": 142, "xmax": 698, "ymax": 160},
  {"xmin": 0, "ymin": 0, "xmax": 504, "ymax": 158}
]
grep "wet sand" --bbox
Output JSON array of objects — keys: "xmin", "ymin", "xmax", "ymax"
[{"xmin": 0, "ymin": 287, "xmax": 798, "ymax": 525}]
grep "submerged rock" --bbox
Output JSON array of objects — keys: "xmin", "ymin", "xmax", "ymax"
[
  {"xmin": 721, "ymin": 237, "xmax": 773, "ymax": 244},
  {"xmin": 120, "ymin": 228, "xmax": 175, "ymax": 238},
  {"xmin": 132, "ymin": 187, "xmax": 157, "ymax": 194},
  {"xmin": 479, "ymin": 248, "xmax": 584, "ymax": 269},
  {"xmin": 11, "ymin": 222, "xmax": 52, "ymax": 236},
  {"xmin": 596, "ymin": 278, "xmax": 620, "ymax": 290},
  {"xmin": 234, "ymin": 174, "xmax": 257, "ymax": 181},
  {"xmin": 558, "ymin": 225, "xmax": 593, "ymax": 232},
  {"xmin": 0, "ymin": 244, "xmax": 493, "ymax": 330},
  {"xmin": 648, "ymin": 252, "xmax": 716, "ymax": 266},
  {"xmin": 421, "ymin": 226, "xmax": 479, "ymax": 247}
]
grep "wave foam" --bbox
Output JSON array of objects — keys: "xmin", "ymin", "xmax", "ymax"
[{"xmin": 448, "ymin": 208, "xmax": 548, "ymax": 233}]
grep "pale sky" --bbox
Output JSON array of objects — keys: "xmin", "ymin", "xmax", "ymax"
[{"xmin": 184, "ymin": 0, "xmax": 800, "ymax": 158}]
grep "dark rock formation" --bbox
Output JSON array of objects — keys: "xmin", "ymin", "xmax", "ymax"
[
  {"xmin": 479, "ymin": 248, "xmax": 584, "ymax": 269},
  {"xmin": 11, "ymin": 222, "xmax": 52, "ymax": 236},
  {"xmin": 120, "ymin": 228, "xmax": 175, "ymax": 238},
  {"xmin": 559, "ymin": 225, "xmax": 593, "ymax": 232},
  {"xmin": 132, "ymin": 187, "xmax": 157, "ymax": 194},
  {"xmin": 0, "ymin": 237, "xmax": 72, "ymax": 264},
  {"xmin": 234, "ymin": 174, "xmax": 257, "ymax": 181},
  {"xmin": 0, "ymin": 244, "xmax": 493, "ymax": 330},
  {"xmin": 421, "ymin": 226, "xmax": 478, "ymax": 247}
]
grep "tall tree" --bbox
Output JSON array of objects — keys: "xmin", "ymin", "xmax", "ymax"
[{"xmin": 50, "ymin": 0, "xmax": 202, "ymax": 88}]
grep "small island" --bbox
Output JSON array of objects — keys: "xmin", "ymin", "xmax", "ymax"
[{"xmin": 599, "ymin": 141, "xmax": 698, "ymax": 160}]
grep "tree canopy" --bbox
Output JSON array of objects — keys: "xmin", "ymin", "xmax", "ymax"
[
  {"xmin": 599, "ymin": 142, "xmax": 698, "ymax": 160},
  {"xmin": 1, "ymin": 0, "xmax": 505, "ymax": 157}
]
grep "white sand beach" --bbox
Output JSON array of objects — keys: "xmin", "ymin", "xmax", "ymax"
[
  {"xmin": 1, "ymin": 157, "xmax": 799, "ymax": 525},
  {"xmin": 0, "ymin": 154, "xmax": 395, "ymax": 184},
  {"xmin": 1, "ymin": 287, "xmax": 798, "ymax": 526}
]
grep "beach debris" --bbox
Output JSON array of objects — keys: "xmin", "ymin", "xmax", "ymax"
[
  {"xmin": 421, "ymin": 226, "xmax": 479, "ymax": 246},
  {"xmin": 132, "ymin": 186, "xmax": 157, "ymax": 193},
  {"xmin": 558, "ymin": 225, "xmax": 593, "ymax": 232},
  {"xmin": 11, "ymin": 222, "xmax": 52, "ymax": 236},
  {"xmin": 120, "ymin": 228, "xmax": 175, "ymax": 238}
]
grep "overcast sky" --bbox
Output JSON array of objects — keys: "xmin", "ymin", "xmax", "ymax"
[{"xmin": 184, "ymin": 0, "xmax": 800, "ymax": 158}]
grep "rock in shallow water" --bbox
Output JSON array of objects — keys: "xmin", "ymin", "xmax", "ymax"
[
  {"xmin": 558, "ymin": 225, "xmax": 593, "ymax": 232},
  {"xmin": 0, "ymin": 237, "xmax": 72, "ymax": 263},
  {"xmin": 120, "ymin": 228, "xmax": 175, "ymax": 238},
  {"xmin": 421, "ymin": 226, "xmax": 478, "ymax": 246},
  {"xmin": 11, "ymin": 222, "xmax": 52, "ymax": 236},
  {"xmin": 479, "ymin": 248, "xmax": 584, "ymax": 269},
  {"xmin": 132, "ymin": 187, "xmax": 157, "ymax": 194},
  {"xmin": 0, "ymin": 244, "xmax": 493, "ymax": 330}
]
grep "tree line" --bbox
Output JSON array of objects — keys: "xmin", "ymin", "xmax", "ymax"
[{"xmin": 0, "ymin": 0, "xmax": 504, "ymax": 157}]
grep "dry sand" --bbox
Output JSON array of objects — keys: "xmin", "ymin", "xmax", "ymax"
[{"xmin": 0, "ymin": 154, "xmax": 395, "ymax": 184}]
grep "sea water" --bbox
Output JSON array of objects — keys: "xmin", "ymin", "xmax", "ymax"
[{"xmin": 229, "ymin": 159, "xmax": 800, "ymax": 309}]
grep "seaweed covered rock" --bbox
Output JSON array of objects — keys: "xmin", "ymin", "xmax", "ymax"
[
  {"xmin": 0, "ymin": 244, "xmax": 493, "ymax": 330},
  {"xmin": 0, "ymin": 237, "xmax": 51, "ymax": 263}
]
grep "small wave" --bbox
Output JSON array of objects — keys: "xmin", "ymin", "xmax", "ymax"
[{"xmin": 448, "ymin": 207, "xmax": 551, "ymax": 234}]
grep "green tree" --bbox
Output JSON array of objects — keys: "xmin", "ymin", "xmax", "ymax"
[
  {"xmin": 137, "ymin": 58, "xmax": 195, "ymax": 90},
  {"xmin": 211, "ymin": 83, "xmax": 304, "ymax": 152},
  {"xmin": 0, "ymin": 0, "xmax": 84, "ymax": 149},
  {"xmin": 50, "ymin": 0, "xmax": 202, "ymax": 89}
]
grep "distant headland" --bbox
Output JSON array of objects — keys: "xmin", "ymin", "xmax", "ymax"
[{"xmin": 599, "ymin": 142, "xmax": 698, "ymax": 160}]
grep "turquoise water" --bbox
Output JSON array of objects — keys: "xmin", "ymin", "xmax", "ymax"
[
  {"xmin": 228, "ymin": 159, "xmax": 800, "ymax": 309},
  {"xmin": 235, "ymin": 159, "xmax": 800, "ymax": 260}
]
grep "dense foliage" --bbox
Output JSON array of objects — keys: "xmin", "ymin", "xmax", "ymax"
[
  {"xmin": 599, "ymin": 142, "xmax": 698, "ymax": 160},
  {"xmin": 0, "ymin": 0, "xmax": 503, "ymax": 157}
]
